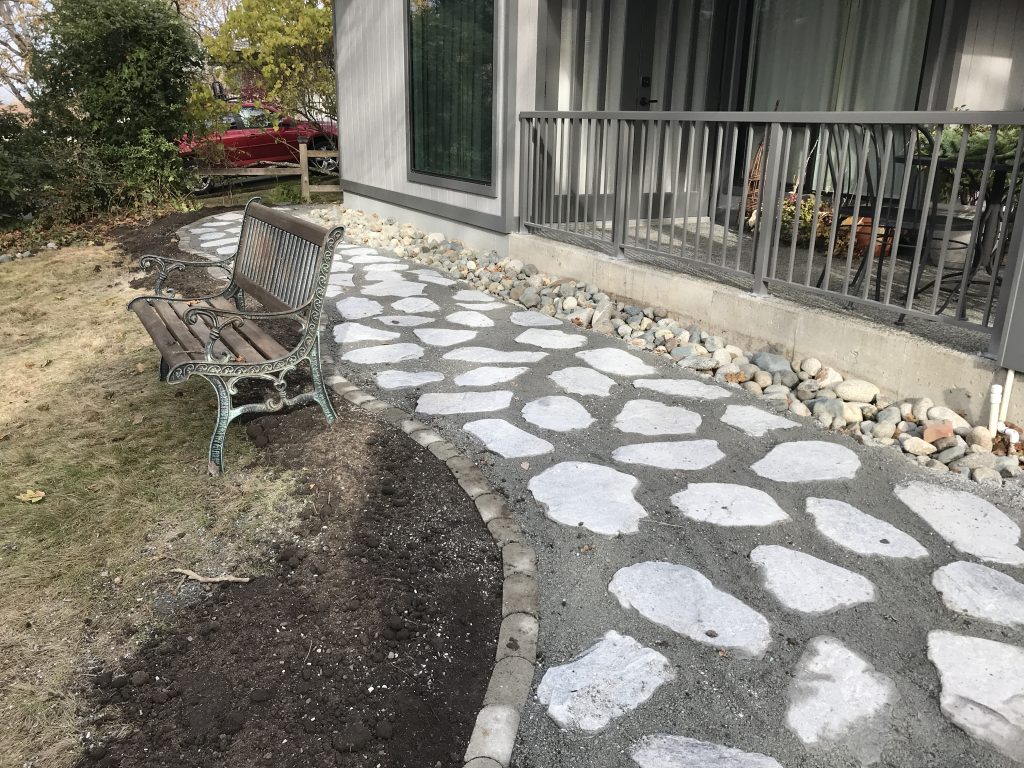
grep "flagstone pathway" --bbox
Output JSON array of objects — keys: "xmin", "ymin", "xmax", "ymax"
[{"xmin": 178, "ymin": 213, "xmax": 1024, "ymax": 767}]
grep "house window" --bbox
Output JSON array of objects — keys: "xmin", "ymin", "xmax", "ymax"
[{"xmin": 407, "ymin": 0, "xmax": 494, "ymax": 191}]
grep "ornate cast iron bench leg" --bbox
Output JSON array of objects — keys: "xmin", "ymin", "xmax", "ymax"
[
  {"xmin": 309, "ymin": 336, "xmax": 337, "ymax": 424},
  {"xmin": 205, "ymin": 376, "xmax": 234, "ymax": 475}
]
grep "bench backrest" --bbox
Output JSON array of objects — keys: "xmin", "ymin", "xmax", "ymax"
[{"xmin": 232, "ymin": 199, "xmax": 337, "ymax": 314}]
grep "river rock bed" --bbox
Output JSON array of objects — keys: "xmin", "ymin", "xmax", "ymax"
[{"xmin": 302, "ymin": 205, "xmax": 1022, "ymax": 488}]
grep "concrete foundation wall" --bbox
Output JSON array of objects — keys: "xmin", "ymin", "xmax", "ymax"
[{"xmin": 509, "ymin": 233, "xmax": 1018, "ymax": 425}]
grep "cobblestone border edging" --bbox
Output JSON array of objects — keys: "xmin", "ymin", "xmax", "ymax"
[{"xmin": 320, "ymin": 356, "xmax": 537, "ymax": 768}]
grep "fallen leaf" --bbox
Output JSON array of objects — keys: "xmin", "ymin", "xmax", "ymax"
[
  {"xmin": 24, "ymin": 361, "xmax": 34, "ymax": 369},
  {"xmin": 0, "ymin": 433, "xmax": 10, "ymax": 442},
  {"xmin": 132, "ymin": 413, "xmax": 145, "ymax": 425},
  {"xmin": 40, "ymin": 359, "xmax": 52, "ymax": 368},
  {"xmin": 134, "ymin": 363, "xmax": 146, "ymax": 373},
  {"xmin": 16, "ymin": 489, "xmax": 46, "ymax": 503},
  {"xmin": 232, "ymin": 355, "xmax": 246, "ymax": 363},
  {"xmin": 520, "ymin": 462, "xmax": 530, "ymax": 470}
]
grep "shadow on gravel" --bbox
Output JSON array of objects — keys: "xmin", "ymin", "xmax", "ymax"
[{"xmin": 80, "ymin": 397, "xmax": 501, "ymax": 768}]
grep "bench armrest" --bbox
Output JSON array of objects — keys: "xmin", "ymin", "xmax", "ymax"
[
  {"xmin": 139, "ymin": 253, "xmax": 234, "ymax": 296},
  {"xmin": 182, "ymin": 301, "xmax": 313, "ymax": 363}
]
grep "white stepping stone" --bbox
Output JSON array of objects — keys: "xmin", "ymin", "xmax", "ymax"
[
  {"xmin": 510, "ymin": 311, "xmax": 562, "ymax": 327},
  {"xmin": 446, "ymin": 310, "xmax": 494, "ymax": 328},
  {"xmin": 332, "ymin": 322, "xmax": 399, "ymax": 344},
  {"xmin": 528, "ymin": 462, "xmax": 647, "ymax": 535},
  {"xmin": 330, "ymin": 260, "xmax": 353, "ymax": 272},
  {"xmin": 721, "ymin": 405, "xmax": 799, "ymax": 437},
  {"xmin": 577, "ymin": 348, "xmax": 656, "ymax": 376},
  {"xmin": 614, "ymin": 441, "xmax": 725, "ymax": 471},
  {"xmin": 928, "ymin": 631, "xmax": 1024, "ymax": 762},
  {"xmin": 187, "ymin": 227, "xmax": 218, "ymax": 234},
  {"xmin": 336, "ymin": 296, "xmax": 383, "ymax": 320},
  {"xmin": 751, "ymin": 441, "xmax": 860, "ymax": 482},
  {"xmin": 215, "ymin": 245, "xmax": 236, "ymax": 255},
  {"xmin": 349, "ymin": 253, "xmax": 400, "ymax": 263},
  {"xmin": 199, "ymin": 231, "xmax": 229, "ymax": 241},
  {"xmin": 615, "ymin": 400, "xmax": 701, "ymax": 436},
  {"xmin": 895, "ymin": 481, "xmax": 1024, "ymax": 566},
  {"xmin": 325, "ymin": 286, "xmax": 343, "ymax": 299},
  {"xmin": 631, "ymin": 735, "xmax": 783, "ymax": 768},
  {"xmin": 806, "ymin": 498, "xmax": 928, "ymax": 559},
  {"xmin": 392, "ymin": 297, "xmax": 440, "ymax": 314},
  {"xmin": 341, "ymin": 343, "xmax": 424, "ymax": 364},
  {"xmin": 522, "ymin": 396, "xmax": 595, "ymax": 432},
  {"xmin": 536, "ymin": 631, "xmax": 674, "ymax": 732},
  {"xmin": 787, "ymin": 637, "xmax": 896, "ymax": 758},
  {"xmin": 458, "ymin": 301, "xmax": 506, "ymax": 310},
  {"xmin": 362, "ymin": 262, "xmax": 407, "ymax": 273},
  {"xmin": 454, "ymin": 366, "xmax": 529, "ymax": 387},
  {"xmin": 376, "ymin": 370, "xmax": 444, "ymax": 390},
  {"xmin": 932, "ymin": 561, "xmax": 1024, "ymax": 627},
  {"xmin": 671, "ymin": 483, "xmax": 788, "ymax": 526},
  {"xmin": 376, "ymin": 315, "xmax": 433, "ymax": 327},
  {"xmin": 336, "ymin": 246, "xmax": 377, "ymax": 256},
  {"xmin": 751, "ymin": 545, "xmax": 876, "ymax": 614},
  {"xmin": 213, "ymin": 212, "xmax": 242, "ymax": 220},
  {"xmin": 549, "ymin": 367, "xmax": 616, "ymax": 397},
  {"xmin": 416, "ymin": 391, "xmax": 513, "ymax": 415},
  {"xmin": 413, "ymin": 328, "xmax": 478, "ymax": 347},
  {"xmin": 609, "ymin": 561, "xmax": 771, "ymax": 658},
  {"xmin": 634, "ymin": 378, "xmax": 731, "ymax": 400},
  {"xmin": 206, "ymin": 237, "xmax": 239, "ymax": 248},
  {"xmin": 443, "ymin": 347, "xmax": 547, "ymax": 364},
  {"xmin": 329, "ymin": 272, "xmax": 354, "ymax": 287},
  {"xmin": 453, "ymin": 289, "xmax": 493, "ymax": 302},
  {"xmin": 412, "ymin": 270, "xmax": 456, "ymax": 286},
  {"xmin": 463, "ymin": 419, "xmax": 553, "ymax": 458},
  {"xmin": 362, "ymin": 280, "xmax": 426, "ymax": 298},
  {"xmin": 516, "ymin": 328, "xmax": 588, "ymax": 349}
]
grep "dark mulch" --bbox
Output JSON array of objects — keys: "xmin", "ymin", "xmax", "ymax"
[{"xmin": 78, "ymin": 216, "xmax": 502, "ymax": 768}]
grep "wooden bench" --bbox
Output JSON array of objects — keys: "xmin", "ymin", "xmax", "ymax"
[{"xmin": 129, "ymin": 197, "xmax": 345, "ymax": 474}]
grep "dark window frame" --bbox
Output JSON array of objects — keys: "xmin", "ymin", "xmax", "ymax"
[{"xmin": 404, "ymin": 0, "xmax": 499, "ymax": 198}]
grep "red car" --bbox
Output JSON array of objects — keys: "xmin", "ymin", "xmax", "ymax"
[{"xmin": 181, "ymin": 103, "xmax": 338, "ymax": 192}]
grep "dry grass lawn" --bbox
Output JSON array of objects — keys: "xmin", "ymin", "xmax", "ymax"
[{"xmin": 0, "ymin": 245, "xmax": 300, "ymax": 768}]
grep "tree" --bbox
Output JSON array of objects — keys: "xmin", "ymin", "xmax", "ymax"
[
  {"xmin": 208, "ymin": 0, "xmax": 335, "ymax": 123},
  {"xmin": 0, "ymin": 0, "xmax": 44, "ymax": 105},
  {"xmin": 29, "ymin": 0, "xmax": 204, "ymax": 144}
]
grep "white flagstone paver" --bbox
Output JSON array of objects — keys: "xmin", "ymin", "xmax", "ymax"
[
  {"xmin": 751, "ymin": 441, "xmax": 861, "ymax": 482},
  {"xmin": 416, "ymin": 391, "xmax": 514, "ymax": 415},
  {"xmin": 806, "ymin": 497, "xmax": 929, "ymax": 559},
  {"xmin": 326, "ymin": 286, "xmax": 344, "ymax": 298},
  {"xmin": 349, "ymin": 253, "xmax": 400, "ymax": 263},
  {"xmin": 454, "ymin": 366, "xmax": 529, "ymax": 387},
  {"xmin": 528, "ymin": 462, "xmax": 647, "ymax": 535},
  {"xmin": 536, "ymin": 631, "xmax": 675, "ymax": 732},
  {"xmin": 329, "ymin": 273, "xmax": 354, "ymax": 287},
  {"xmin": 362, "ymin": 262, "xmax": 407, "ymax": 273},
  {"xmin": 336, "ymin": 297, "xmax": 383, "ymax": 320},
  {"xmin": 516, "ymin": 328, "xmax": 588, "ymax": 349},
  {"xmin": 511, "ymin": 311, "xmax": 562, "ymax": 327},
  {"xmin": 453, "ymin": 289, "xmax": 494, "ymax": 302},
  {"xmin": 522, "ymin": 396, "xmax": 595, "ymax": 431},
  {"xmin": 932, "ymin": 561, "xmax": 1024, "ymax": 627},
  {"xmin": 342, "ymin": 343, "xmax": 424, "ymax": 365},
  {"xmin": 457, "ymin": 301, "xmax": 506, "ymax": 310},
  {"xmin": 215, "ymin": 245, "xmax": 236, "ymax": 255},
  {"xmin": 631, "ymin": 735, "xmax": 783, "ymax": 768},
  {"xmin": 751, "ymin": 545, "xmax": 876, "ymax": 614},
  {"xmin": 549, "ymin": 367, "xmax": 616, "ymax": 397},
  {"xmin": 613, "ymin": 441, "xmax": 725, "ymax": 471},
  {"xmin": 928, "ymin": 631, "xmax": 1024, "ymax": 762},
  {"xmin": 445, "ymin": 310, "xmax": 494, "ymax": 328},
  {"xmin": 895, "ymin": 481, "xmax": 1024, "ymax": 566},
  {"xmin": 393, "ymin": 297, "xmax": 440, "ymax": 313},
  {"xmin": 609, "ymin": 561, "xmax": 772, "ymax": 658},
  {"xmin": 376, "ymin": 314, "xmax": 434, "ymax": 327},
  {"xmin": 330, "ymin": 261, "xmax": 353, "ymax": 272},
  {"xmin": 786, "ymin": 637, "xmax": 896, "ymax": 759},
  {"xmin": 463, "ymin": 419, "xmax": 554, "ymax": 458},
  {"xmin": 671, "ymin": 483, "xmax": 789, "ymax": 526},
  {"xmin": 412, "ymin": 269, "xmax": 456, "ymax": 286},
  {"xmin": 332, "ymin": 322, "xmax": 399, "ymax": 344},
  {"xmin": 362, "ymin": 280, "xmax": 426, "ymax": 298},
  {"xmin": 615, "ymin": 400, "xmax": 701, "ymax": 435},
  {"xmin": 720, "ymin": 405, "xmax": 799, "ymax": 437},
  {"xmin": 576, "ymin": 348, "xmax": 656, "ymax": 376},
  {"xmin": 633, "ymin": 378, "xmax": 731, "ymax": 400},
  {"xmin": 375, "ymin": 370, "xmax": 444, "ymax": 390},
  {"xmin": 443, "ymin": 347, "xmax": 548, "ymax": 364},
  {"xmin": 413, "ymin": 328, "xmax": 478, "ymax": 347},
  {"xmin": 336, "ymin": 246, "xmax": 378, "ymax": 256}
]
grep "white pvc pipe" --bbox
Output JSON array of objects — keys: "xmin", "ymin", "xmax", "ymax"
[
  {"xmin": 998, "ymin": 369, "xmax": 1015, "ymax": 424},
  {"xmin": 988, "ymin": 384, "xmax": 1003, "ymax": 436}
]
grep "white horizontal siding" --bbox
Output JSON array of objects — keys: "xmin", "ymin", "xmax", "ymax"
[
  {"xmin": 952, "ymin": 0, "xmax": 1024, "ymax": 110},
  {"xmin": 334, "ymin": 0, "xmax": 505, "ymax": 217}
]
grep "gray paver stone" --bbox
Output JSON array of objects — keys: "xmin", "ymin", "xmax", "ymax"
[
  {"xmin": 464, "ymin": 704, "xmax": 520, "ymax": 767},
  {"xmin": 454, "ymin": 467, "xmax": 492, "ymax": 498},
  {"xmin": 483, "ymin": 656, "xmax": 535, "ymax": 709},
  {"xmin": 400, "ymin": 417, "xmax": 429, "ymax": 435},
  {"xmin": 342, "ymin": 390, "xmax": 376, "ymax": 406},
  {"xmin": 476, "ymin": 493, "xmax": 509, "ymax": 523},
  {"xmin": 446, "ymin": 455, "xmax": 476, "ymax": 473},
  {"xmin": 463, "ymin": 758, "xmax": 503, "ymax": 768},
  {"xmin": 496, "ymin": 613, "xmax": 539, "ymax": 663},
  {"xmin": 502, "ymin": 573, "xmax": 539, "ymax": 617},
  {"xmin": 360, "ymin": 398, "xmax": 390, "ymax": 413},
  {"xmin": 427, "ymin": 441, "xmax": 461, "ymax": 461},
  {"xmin": 487, "ymin": 516, "xmax": 528, "ymax": 547},
  {"xmin": 410, "ymin": 428, "xmax": 443, "ymax": 447},
  {"xmin": 502, "ymin": 542, "xmax": 536, "ymax": 577}
]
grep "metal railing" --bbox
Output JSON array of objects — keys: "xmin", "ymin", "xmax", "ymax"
[{"xmin": 518, "ymin": 110, "xmax": 1024, "ymax": 354}]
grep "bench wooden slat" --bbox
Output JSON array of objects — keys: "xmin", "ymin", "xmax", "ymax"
[
  {"xmin": 150, "ymin": 300, "xmax": 206, "ymax": 356},
  {"xmin": 166, "ymin": 300, "xmax": 233, "ymax": 360},
  {"xmin": 207, "ymin": 297, "xmax": 290, "ymax": 360},
  {"xmin": 131, "ymin": 301, "xmax": 192, "ymax": 371}
]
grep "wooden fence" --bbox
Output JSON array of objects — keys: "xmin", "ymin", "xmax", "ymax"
[{"xmin": 197, "ymin": 141, "xmax": 341, "ymax": 203}]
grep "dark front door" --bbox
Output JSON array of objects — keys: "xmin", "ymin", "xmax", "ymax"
[{"xmin": 621, "ymin": 0, "xmax": 659, "ymax": 110}]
